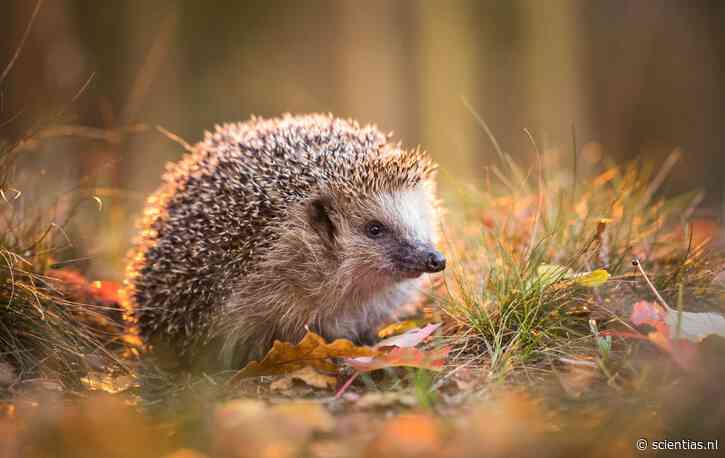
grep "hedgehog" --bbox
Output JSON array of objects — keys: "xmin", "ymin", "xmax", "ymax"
[{"xmin": 123, "ymin": 114, "xmax": 446, "ymax": 369}]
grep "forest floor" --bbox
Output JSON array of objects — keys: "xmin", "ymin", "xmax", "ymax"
[{"xmin": 2, "ymin": 121, "xmax": 725, "ymax": 458}]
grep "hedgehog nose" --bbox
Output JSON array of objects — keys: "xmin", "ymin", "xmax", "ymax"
[{"xmin": 425, "ymin": 251, "xmax": 446, "ymax": 273}]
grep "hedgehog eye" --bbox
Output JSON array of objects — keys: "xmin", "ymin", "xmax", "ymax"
[{"xmin": 365, "ymin": 221, "xmax": 386, "ymax": 239}]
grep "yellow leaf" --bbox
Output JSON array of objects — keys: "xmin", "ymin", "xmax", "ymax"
[
  {"xmin": 378, "ymin": 319, "xmax": 429, "ymax": 338},
  {"xmin": 574, "ymin": 269, "xmax": 609, "ymax": 287}
]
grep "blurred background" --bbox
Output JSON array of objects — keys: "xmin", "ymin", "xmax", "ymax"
[{"xmin": 2, "ymin": 0, "xmax": 724, "ymax": 279}]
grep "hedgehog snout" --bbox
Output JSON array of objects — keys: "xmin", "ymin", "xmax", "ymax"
[
  {"xmin": 390, "ymin": 240, "xmax": 446, "ymax": 276},
  {"xmin": 425, "ymin": 250, "xmax": 447, "ymax": 272}
]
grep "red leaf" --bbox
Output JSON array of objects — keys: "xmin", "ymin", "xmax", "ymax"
[
  {"xmin": 630, "ymin": 300, "xmax": 666, "ymax": 327},
  {"xmin": 345, "ymin": 347, "xmax": 450, "ymax": 373},
  {"xmin": 609, "ymin": 301, "xmax": 701, "ymax": 370},
  {"xmin": 375, "ymin": 323, "xmax": 441, "ymax": 349},
  {"xmin": 89, "ymin": 280, "xmax": 121, "ymax": 304}
]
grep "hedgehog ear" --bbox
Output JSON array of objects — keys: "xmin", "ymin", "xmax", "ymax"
[{"xmin": 307, "ymin": 198, "xmax": 337, "ymax": 247}]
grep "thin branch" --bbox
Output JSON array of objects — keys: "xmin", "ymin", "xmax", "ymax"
[
  {"xmin": 632, "ymin": 257, "xmax": 671, "ymax": 310},
  {"xmin": 0, "ymin": 0, "xmax": 44, "ymax": 86},
  {"xmin": 157, "ymin": 125, "xmax": 195, "ymax": 152}
]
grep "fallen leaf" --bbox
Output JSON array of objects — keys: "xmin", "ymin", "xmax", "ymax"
[
  {"xmin": 375, "ymin": 323, "xmax": 441, "ymax": 349},
  {"xmin": 573, "ymin": 269, "xmax": 610, "ymax": 287},
  {"xmin": 337, "ymin": 323, "xmax": 449, "ymax": 397},
  {"xmin": 377, "ymin": 319, "xmax": 430, "ymax": 338},
  {"xmin": 666, "ymin": 310, "xmax": 725, "ymax": 342},
  {"xmin": 535, "ymin": 264, "xmax": 610, "ymax": 288},
  {"xmin": 605, "ymin": 301, "xmax": 701, "ymax": 369},
  {"xmin": 632, "ymin": 300, "xmax": 725, "ymax": 342},
  {"xmin": 289, "ymin": 366, "xmax": 337, "ymax": 390},
  {"xmin": 269, "ymin": 377, "xmax": 294, "ymax": 393},
  {"xmin": 231, "ymin": 331, "xmax": 379, "ymax": 380},
  {"xmin": 631, "ymin": 300, "xmax": 666, "ymax": 327},
  {"xmin": 345, "ymin": 347, "xmax": 450, "ymax": 373},
  {"xmin": 269, "ymin": 366, "xmax": 336, "ymax": 393}
]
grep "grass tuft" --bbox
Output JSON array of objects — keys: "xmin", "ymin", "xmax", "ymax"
[
  {"xmin": 0, "ymin": 129, "xmax": 126, "ymax": 396},
  {"xmin": 440, "ymin": 140, "xmax": 724, "ymax": 380}
]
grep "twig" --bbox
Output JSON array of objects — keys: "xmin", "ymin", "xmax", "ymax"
[
  {"xmin": 0, "ymin": 0, "xmax": 44, "ymax": 86},
  {"xmin": 334, "ymin": 371, "xmax": 360, "ymax": 399},
  {"xmin": 157, "ymin": 125, "xmax": 195, "ymax": 152},
  {"xmin": 632, "ymin": 257, "xmax": 671, "ymax": 310}
]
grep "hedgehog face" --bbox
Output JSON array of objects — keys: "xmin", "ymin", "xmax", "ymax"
[
  {"xmin": 365, "ymin": 187, "xmax": 445, "ymax": 280},
  {"xmin": 309, "ymin": 183, "xmax": 445, "ymax": 286}
]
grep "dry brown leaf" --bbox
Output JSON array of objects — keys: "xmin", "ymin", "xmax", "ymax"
[
  {"xmin": 269, "ymin": 377, "xmax": 294, "ymax": 393},
  {"xmin": 231, "ymin": 330, "xmax": 379, "ymax": 381},
  {"xmin": 288, "ymin": 366, "xmax": 337, "ymax": 389},
  {"xmin": 270, "ymin": 367, "xmax": 337, "ymax": 393}
]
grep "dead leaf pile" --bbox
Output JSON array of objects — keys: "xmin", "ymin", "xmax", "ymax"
[{"xmin": 231, "ymin": 323, "xmax": 449, "ymax": 394}]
